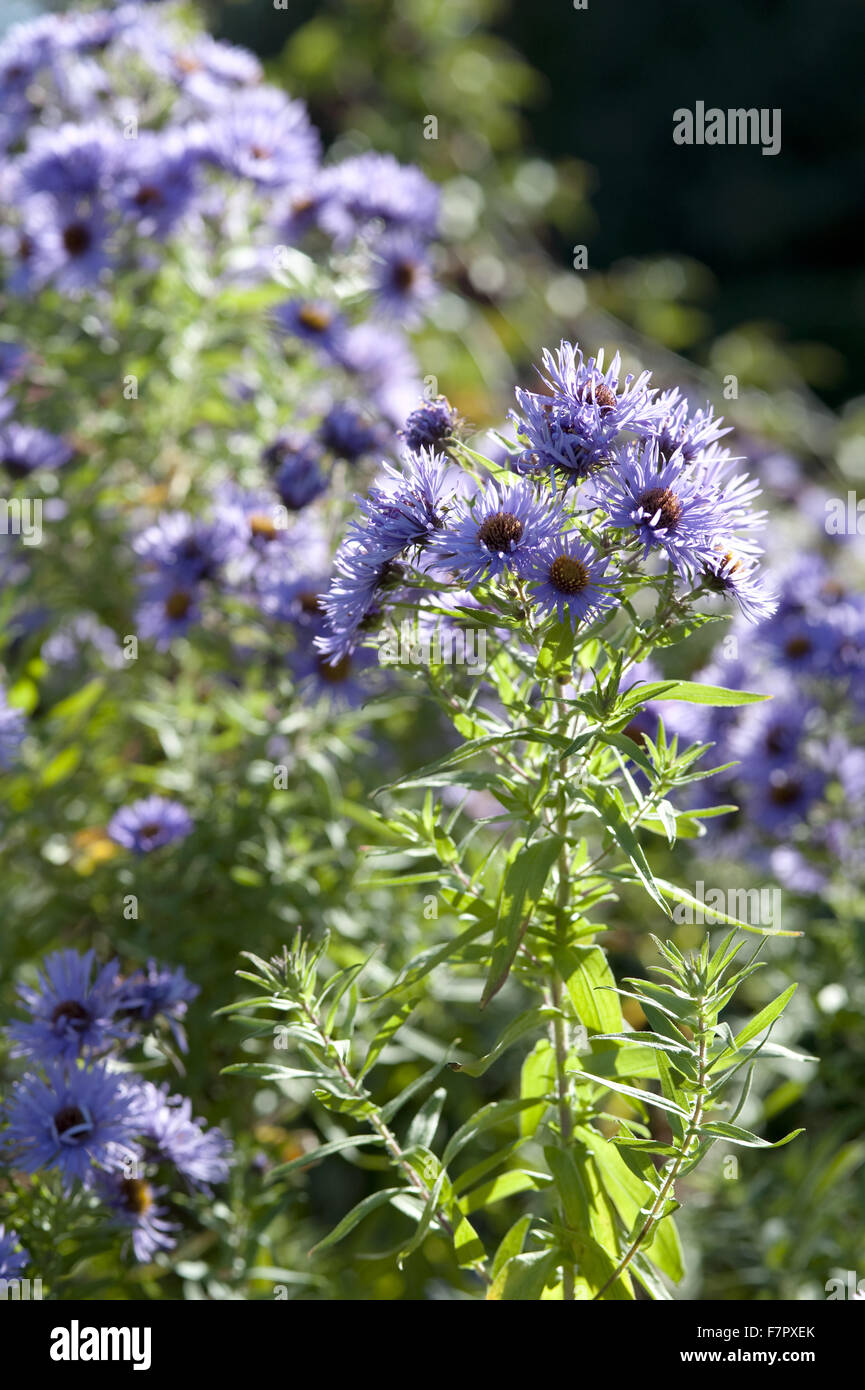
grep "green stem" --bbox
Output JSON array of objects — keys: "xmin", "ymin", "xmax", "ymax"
[{"xmin": 592, "ymin": 1000, "xmax": 709, "ymax": 1300}]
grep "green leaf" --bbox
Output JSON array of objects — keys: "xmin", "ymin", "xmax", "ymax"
[
  {"xmin": 699, "ymin": 1121, "xmax": 804, "ymax": 1149},
  {"xmin": 491, "ymin": 1216, "xmax": 534, "ymax": 1280},
  {"xmin": 487, "ymin": 1250, "xmax": 557, "ymax": 1301},
  {"xmin": 450, "ymin": 1006, "xmax": 561, "ymax": 1078},
  {"xmin": 581, "ymin": 785, "xmax": 670, "ymax": 915},
  {"xmin": 406, "ymin": 1087, "xmax": 447, "ymax": 1150},
  {"xmin": 654, "ymin": 878, "xmax": 802, "ymax": 938},
  {"xmin": 627, "ymin": 680, "xmax": 770, "ymax": 708},
  {"xmin": 572, "ymin": 1125, "xmax": 683, "ymax": 1283},
  {"xmin": 267, "ymin": 1134, "xmax": 385, "ymax": 1181},
  {"xmin": 732, "ymin": 984, "xmax": 798, "ymax": 1051},
  {"xmin": 519, "ymin": 1040, "xmax": 557, "ymax": 1136},
  {"xmin": 308, "ymin": 1187, "xmax": 405, "ymax": 1254},
  {"xmin": 482, "ymin": 834, "xmax": 564, "ymax": 1007},
  {"xmin": 553, "ymin": 944, "xmax": 623, "ymax": 1033},
  {"xmin": 442, "ymin": 1097, "xmax": 542, "ymax": 1166}
]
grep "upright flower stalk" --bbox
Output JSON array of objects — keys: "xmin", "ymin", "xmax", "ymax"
[{"xmin": 227, "ymin": 341, "xmax": 805, "ymax": 1299}]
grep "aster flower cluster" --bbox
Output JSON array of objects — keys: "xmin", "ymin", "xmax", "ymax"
[
  {"xmin": 0, "ymin": 4, "xmax": 441, "ymax": 632},
  {"xmin": 659, "ymin": 547, "xmax": 865, "ymax": 891},
  {"xmin": 316, "ymin": 341, "xmax": 776, "ymax": 673},
  {"xmin": 1, "ymin": 948, "xmax": 231, "ymax": 1265},
  {"xmin": 0, "ymin": 6, "xmax": 437, "ymax": 321}
]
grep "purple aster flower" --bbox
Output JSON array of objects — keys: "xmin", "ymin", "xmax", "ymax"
[
  {"xmin": 27, "ymin": 198, "xmax": 114, "ymax": 294},
  {"xmin": 741, "ymin": 762, "xmax": 826, "ymax": 835},
  {"xmin": 0, "ymin": 686, "xmax": 26, "ymax": 768},
  {"xmin": 0, "ymin": 1225, "xmax": 29, "ymax": 1280},
  {"xmin": 702, "ymin": 548, "xmax": 777, "ymax": 624},
  {"xmin": 204, "ymin": 88, "xmax": 319, "ymax": 188},
  {"xmin": 4, "ymin": 1062, "xmax": 141, "ymax": 1191},
  {"xmin": 273, "ymin": 298, "xmax": 348, "ymax": 357},
  {"xmin": 318, "ymin": 402, "xmax": 383, "ymax": 463},
  {"xmin": 754, "ymin": 569, "xmax": 839, "ymax": 676},
  {"xmin": 314, "ymin": 551, "xmax": 390, "ymax": 664},
  {"xmin": 357, "ymin": 449, "xmax": 458, "ymax": 560},
  {"xmin": 332, "ymin": 323, "xmax": 421, "ymax": 426},
  {"xmin": 95, "ymin": 1172, "xmax": 178, "ymax": 1263},
  {"xmin": 728, "ymin": 696, "xmax": 813, "ymax": 773},
  {"xmin": 134, "ymin": 1082, "xmax": 231, "ymax": 1191},
  {"xmin": 133, "ymin": 511, "xmax": 235, "ymax": 585},
  {"xmin": 117, "ymin": 960, "xmax": 199, "ymax": 1053},
  {"xmin": 267, "ymin": 437, "xmax": 329, "ymax": 511},
  {"xmin": 42, "ymin": 613, "xmax": 124, "ymax": 670},
  {"xmin": 430, "ymin": 479, "xmax": 563, "ymax": 583},
  {"xmin": 524, "ymin": 536, "xmax": 619, "ymax": 629},
  {"xmin": 116, "ymin": 131, "xmax": 199, "ymax": 240},
  {"xmin": 592, "ymin": 440, "xmax": 723, "ymax": 576},
  {"xmin": 135, "ymin": 575, "xmax": 202, "ymax": 648},
  {"xmin": 399, "ymin": 396, "xmax": 458, "ymax": 453},
  {"xmin": 19, "ymin": 122, "xmax": 119, "ymax": 202},
  {"xmin": 316, "ymin": 152, "xmax": 439, "ymax": 246},
  {"xmin": 512, "ymin": 341, "xmax": 660, "ymax": 482},
  {"xmin": 8, "ymin": 949, "xmax": 130, "ymax": 1063},
  {"xmin": 107, "ymin": 796, "xmax": 193, "ymax": 855},
  {"xmin": 291, "ymin": 616, "xmax": 379, "ymax": 707},
  {"xmin": 0, "ymin": 423, "xmax": 72, "ymax": 478},
  {"xmin": 650, "ymin": 388, "xmax": 733, "ymax": 466},
  {"xmin": 370, "ymin": 231, "xmax": 435, "ymax": 323}
]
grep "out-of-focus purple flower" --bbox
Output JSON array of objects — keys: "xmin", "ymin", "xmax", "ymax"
[
  {"xmin": 118, "ymin": 960, "xmax": 199, "ymax": 1053},
  {"xmin": 134, "ymin": 1081, "xmax": 232, "ymax": 1191},
  {"xmin": 0, "ymin": 422, "xmax": 73, "ymax": 478},
  {"xmin": 370, "ymin": 231, "xmax": 435, "ymax": 323},
  {"xmin": 316, "ymin": 152, "xmax": 439, "ymax": 245},
  {"xmin": 116, "ymin": 131, "xmax": 199, "ymax": 239},
  {"xmin": 268, "ymin": 437, "xmax": 329, "ymax": 511},
  {"xmin": 272, "ymin": 298, "xmax": 348, "ymax": 356},
  {"xmin": 133, "ymin": 511, "xmax": 235, "ymax": 585},
  {"xmin": 135, "ymin": 575, "xmax": 202, "ymax": 648},
  {"xmin": 0, "ymin": 685, "xmax": 26, "ymax": 768},
  {"xmin": 8, "ymin": 948, "xmax": 129, "ymax": 1063},
  {"xmin": 319, "ymin": 402, "xmax": 383, "ymax": 463},
  {"xmin": 107, "ymin": 796, "xmax": 193, "ymax": 855},
  {"xmin": 204, "ymin": 88, "xmax": 319, "ymax": 188},
  {"xmin": 96, "ymin": 1172, "xmax": 179, "ymax": 1263},
  {"xmin": 0, "ymin": 1225, "xmax": 29, "ymax": 1280}
]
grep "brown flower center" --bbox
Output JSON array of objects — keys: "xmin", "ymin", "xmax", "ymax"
[
  {"xmin": 121, "ymin": 1178, "xmax": 154, "ymax": 1215},
  {"xmin": 248, "ymin": 513, "xmax": 279, "ymax": 541},
  {"xmin": 297, "ymin": 305, "xmax": 332, "ymax": 334},
  {"xmin": 784, "ymin": 635, "xmax": 812, "ymax": 659},
  {"xmin": 580, "ymin": 381, "xmax": 617, "ymax": 413},
  {"xmin": 63, "ymin": 222, "xmax": 91, "ymax": 257},
  {"xmin": 640, "ymin": 486, "xmax": 683, "ymax": 529},
  {"xmin": 54, "ymin": 1104, "xmax": 87, "ymax": 1138},
  {"xmin": 477, "ymin": 511, "xmax": 524, "ymax": 552},
  {"xmin": 317, "ymin": 654, "xmax": 352, "ymax": 684},
  {"xmin": 164, "ymin": 591, "xmax": 192, "ymax": 621},
  {"xmin": 769, "ymin": 775, "xmax": 801, "ymax": 806},
  {"xmin": 50, "ymin": 1000, "xmax": 90, "ymax": 1028},
  {"xmin": 133, "ymin": 184, "xmax": 163, "ymax": 208},
  {"xmin": 393, "ymin": 259, "xmax": 418, "ymax": 292},
  {"xmin": 549, "ymin": 554, "xmax": 590, "ymax": 595}
]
